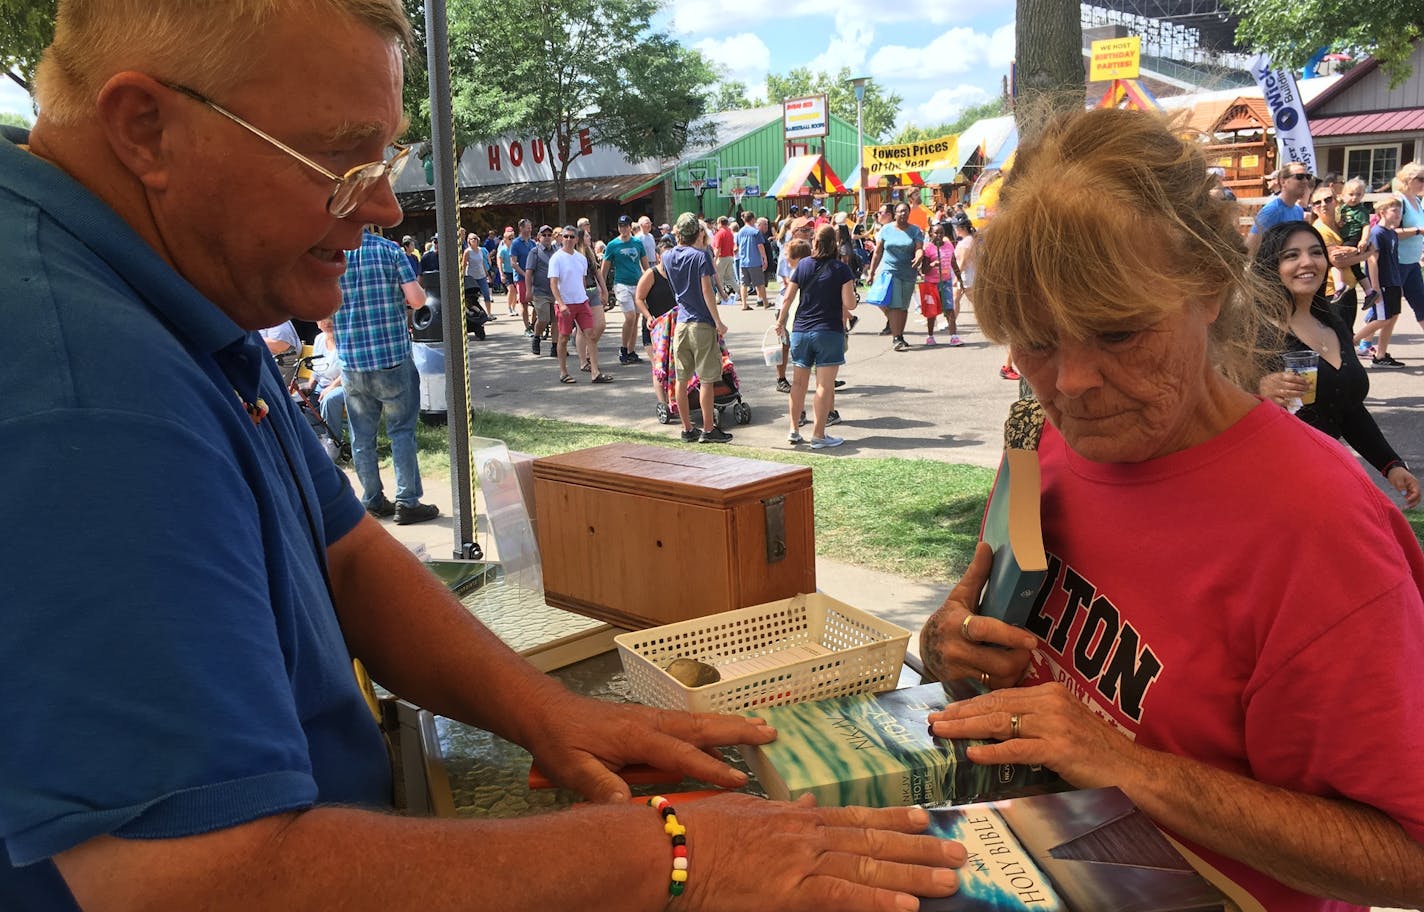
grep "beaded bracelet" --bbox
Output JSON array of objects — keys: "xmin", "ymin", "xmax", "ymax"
[{"xmin": 647, "ymin": 796, "xmax": 688, "ymax": 897}]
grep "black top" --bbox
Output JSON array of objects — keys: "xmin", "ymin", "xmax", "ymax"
[
  {"xmin": 646, "ymin": 267, "xmax": 676, "ymax": 319},
  {"xmin": 1270, "ymin": 304, "xmax": 1401, "ymax": 475}
]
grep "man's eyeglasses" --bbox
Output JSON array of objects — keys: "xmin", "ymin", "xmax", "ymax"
[
  {"xmin": 160, "ymin": 80, "xmax": 407, "ymax": 218},
  {"xmin": 1286, "ymin": 172, "xmax": 1315, "ymax": 182},
  {"xmin": 561, "ymin": 233, "xmax": 577, "ymax": 239}
]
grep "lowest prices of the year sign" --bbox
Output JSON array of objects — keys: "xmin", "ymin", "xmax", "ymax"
[{"xmin": 864, "ymin": 135, "xmax": 959, "ymax": 178}]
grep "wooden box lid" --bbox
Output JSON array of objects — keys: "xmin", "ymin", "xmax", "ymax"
[{"xmin": 532, "ymin": 443, "xmax": 811, "ymax": 507}]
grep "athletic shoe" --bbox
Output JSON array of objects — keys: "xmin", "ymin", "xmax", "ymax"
[
  {"xmin": 679, "ymin": 429, "xmax": 700, "ymax": 442},
  {"xmin": 1000, "ymin": 365, "xmax": 1021, "ymax": 380},
  {"xmin": 775, "ymin": 378, "xmax": 792, "ymax": 394},
  {"xmin": 1363, "ymin": 289, "xmax": 1380, "ymax": 308},
  {"xmin": 892, "ymin": 337, "xmax": 910, "ymax": 352},
  {"xmin": 699, "ymin": 427, "xmax": 734, "ymax": 443},
  {"xmin": 826, "ymin": 410, "xmax": 841, "ymax": 426},
  {"xmin": 531, "ymin": 337, "xmax": 541, "ymax": 355},
  {"xmin": 878, "ymin": 325, "xmax": 892, "ymax": 335},
  {"xmin": 833, "ymin": 379, "xmax": 846, "ymax": 388},
  {"xmin": 948, "ymin": 335, "xmax": 964, "ymax": 347},
  {"xmin": 847, "ymin": 315, "xmax": 859, "ymax": 331},
  {"xmin": 524, "ymin": 327, "xmax": 534, "ymax": 337},
  {"xmin": 365, "ymin": 495, "xmax": 396, "ymax": 518},
  {"xmin": 925, "ymin": 335, "xmax": 937, "ymax": 346},
  {"xmin": 621, "ymin": 351, "xmax": 644, "ymax": 364},
  {"xmin": 394, "ymin": 502, "xmax": 440, "ymax": 525},
  {"xmin": 1357, "ymin": 340, "xmax": 1375, "ymax": 357},
  {"xmin": 787, "ymin": 431, "xmax": 805, "ymax": 445},
  {"xmin": 810, "ymin": 435, "xmax": 844, "ymax": 449},
  {"xmin": 1373, "ymin": 355, "xmax": 1406, "ymax": 367}
]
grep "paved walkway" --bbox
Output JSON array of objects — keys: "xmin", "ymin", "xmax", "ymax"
[{"xmin": 364, "ymin": 291, "xmax": 1424, "ymax": 660}]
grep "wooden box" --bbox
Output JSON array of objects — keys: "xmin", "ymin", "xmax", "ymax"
[{"xmin": 533, "ymin": 443, "xmax": 816, "ymax": 629}]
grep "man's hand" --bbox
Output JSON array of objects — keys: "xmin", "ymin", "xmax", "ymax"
[
  {"xmin": 679, "ymin": 796, "xmax": 965, "ymax": 912},
  {"xmin": 517, "ymin": 692, "xmax": 777, "ymax": 802}
]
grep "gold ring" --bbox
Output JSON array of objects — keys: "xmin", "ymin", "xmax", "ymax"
[
  {"xmin": 1010, "ymin": 713, "xmax": 1021, "ymax": 739},
  {"xmin": 960, "ymin": 614, "xmax": 976, "ymax": 643},
  {"xmin": 979, "ymin": 671, "xmax": 990, "ymax": 687}
]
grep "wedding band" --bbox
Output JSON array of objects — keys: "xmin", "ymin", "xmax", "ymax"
[
  {"xmin": 960, "ymin": 614, "xmax": 976, "ymax": 643},
  {"xmin": 979, "ymin": 671, "xmax": 990, "ymax": 687},
  {"xmin": 1010, "ymin": 713, "xmax": 1021, "ymax": 739}
]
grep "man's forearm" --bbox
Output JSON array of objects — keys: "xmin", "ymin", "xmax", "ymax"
[
  {"xmin": 1124, "ymin": 745, "xmax": 1424, "ymax": 905},
  {"xmin": 325, "ymin": 518, "xmax": 564, "ymax": 746},
  {"xmin": 58, "ymin": 803, "xmax": 668, "ymax": 912}
]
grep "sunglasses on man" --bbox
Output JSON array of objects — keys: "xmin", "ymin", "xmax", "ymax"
[{"xmin": 1285, "ymin": 172, "xmax": 1315, "ymax": 182}]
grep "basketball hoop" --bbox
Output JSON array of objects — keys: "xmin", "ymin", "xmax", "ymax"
[
  {"xmin": 690, "ymin": 178, "xmax": 706, "ymax": 198},
  {"xmin": 730, "ymin": 175, "xmax": 747, "ymax": 210}
]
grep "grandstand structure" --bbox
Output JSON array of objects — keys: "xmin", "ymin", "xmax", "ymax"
[{"xmin": 1081, "ymin": 0, "xmax": 1255, "ymax": 93}]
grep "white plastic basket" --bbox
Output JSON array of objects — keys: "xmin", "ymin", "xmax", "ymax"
[{"xmin": 614, "ymin": 593, "xmax": 910, "ymax": 714}]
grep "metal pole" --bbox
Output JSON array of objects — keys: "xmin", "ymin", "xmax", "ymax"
[
  {"xmin": 424, "ymin": 0, "xmax": 479, "ymax": 560},
  {"xmin": 854, "ymin": 83, "xmax": 867, "ymax": 216}
]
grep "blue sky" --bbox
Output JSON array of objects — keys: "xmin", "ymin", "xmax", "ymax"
[
  {"xmin": 663, "ymin": 0, "xmax": 1018, "ymax": 135},
  {"xmin": 0, "ymin": 3, "xmax": 1019, "ymax": 135}
]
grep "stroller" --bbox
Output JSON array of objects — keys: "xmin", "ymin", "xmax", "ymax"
[
  {"xmin": 285, "ymin": 345, "xmax": 352, "ymax": 463},
  {"xmin": 649, "ymin": 310, "xmax": 752, "ymax": 428}
]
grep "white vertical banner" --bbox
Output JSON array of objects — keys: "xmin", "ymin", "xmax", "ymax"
[{"xmin": 1250, "ymin": 54, "xmax": 1317, "ymax": 176}]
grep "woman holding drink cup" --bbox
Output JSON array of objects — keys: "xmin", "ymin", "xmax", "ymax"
[{"xmin": 1254, "ymin": 221, "xmax": 1420, "ymax": 506}]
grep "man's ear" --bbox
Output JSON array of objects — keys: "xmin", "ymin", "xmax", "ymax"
[{"xmin": 94, "ymin": 72, "xmax": 175, "ymax": 192}]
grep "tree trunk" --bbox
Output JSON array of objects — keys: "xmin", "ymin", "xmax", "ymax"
[{"xmin": 1014, "ymin": 0, "xmax": 1084, "ymax": 142}]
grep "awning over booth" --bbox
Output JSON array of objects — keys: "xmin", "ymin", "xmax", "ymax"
[
  {"xmin": 844, "ymin": 159, "xmax": 926, "ymax": 193},
  {"xmin": 763, "ymin": 154, "xmax": 849, "ymax": 199}
]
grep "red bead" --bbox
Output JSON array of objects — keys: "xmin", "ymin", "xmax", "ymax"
[{"xmin": 673, "ymin": 846, "xmax": 688, "ymax": 858}]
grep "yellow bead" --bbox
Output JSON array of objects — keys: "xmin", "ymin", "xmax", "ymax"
[
  {"xmin": 672, "ymin": 870, "xmax": 688, "ymax": 883},
  {"xmin": 666, "ymin": 823, "xmax": 686, "ymax": 837}
]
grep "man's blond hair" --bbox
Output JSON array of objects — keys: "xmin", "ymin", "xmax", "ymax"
[{"xmin": 35, "ymin": 0, "xmax": 411, "ymax": 125}]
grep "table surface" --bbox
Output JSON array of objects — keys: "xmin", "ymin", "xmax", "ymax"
[{"xmin": 437, "ymin": 575, "xmax": 922, "ymax": 817}]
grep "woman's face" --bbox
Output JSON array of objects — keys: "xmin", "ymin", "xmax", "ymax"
[
  {"xmin": 1276, "ymin": 229, "xmax": 1327, "ymax": 305},
  {"xmin": 930, "ymin": 224, "xmax": 945, "ymax": 244},
  {"xmin": 894, "ymin": 204, "xmax": 910, "ymax": 226},
  {"xmin": 1013, "ymin": 297, "xmax": 1222, "ymax": 464}
]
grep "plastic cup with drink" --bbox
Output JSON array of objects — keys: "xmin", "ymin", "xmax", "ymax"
[{"xmin": 1281, "ymin": 350, "xmax": 1319, "ymax": 413}]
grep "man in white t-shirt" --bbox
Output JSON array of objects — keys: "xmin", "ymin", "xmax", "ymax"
[{"xmin": 548, "ymin": 225, "xmax": 610, "ymax": 384}]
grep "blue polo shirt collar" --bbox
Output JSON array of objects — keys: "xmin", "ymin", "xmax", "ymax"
[{"xmin": 0, "ymin": 133, "xmax": 264, "ymax": 400}]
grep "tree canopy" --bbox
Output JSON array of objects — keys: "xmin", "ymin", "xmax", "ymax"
[
  {"xmin": 1225, "ymin": 0, "xmax": 1421, "ymax": 87},
  {"xmin": 0, "ymin": 0, "xmax": 55, "ymax": 95},
  {"xmin": 891, "ymin": 97, "xmax": 1008, "ymax": 144}
]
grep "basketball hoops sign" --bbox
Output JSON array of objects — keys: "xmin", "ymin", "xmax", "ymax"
[{"xmin": 784, "ymin": 95, "xmax": 829, "ymax": 140}]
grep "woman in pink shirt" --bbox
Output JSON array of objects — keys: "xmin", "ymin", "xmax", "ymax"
[{"xmin": 922, "ymin": 222, "xmax": 962, "ymax": 345}]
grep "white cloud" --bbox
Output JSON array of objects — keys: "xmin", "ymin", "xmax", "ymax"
[
  {"xmin": 0, "ymin": 78, "xmax": 36, "ymax": 120},
  {"xmin": 804, "ymin": 20, "xmax": 874, "ymax": 77},
  {"xmin": 670, "ymin": 0, "xmax": 772, "ymax": 36},
  {"xmin": 695, "ymin": 33, "xmax": 773, "ymax": 88},
  {"xmin": 912, "ymin": 85, "xmax": 991, "ymax": 125},
  {"xmin": 867, "ymin": 23, "xmax": 1017, "ymax": 84},
  {"xmin": 987, "ymin": 21, "xmax": 1015, "ymax": 67}
]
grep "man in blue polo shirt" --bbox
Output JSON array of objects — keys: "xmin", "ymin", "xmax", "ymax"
[
  {"xmin": 0, "ymin": 3, "xmax": 963, "ymax": 910},
  {"xmin": 1246, "ymin": 160, "xmax": 1312, "ymax": 255}
]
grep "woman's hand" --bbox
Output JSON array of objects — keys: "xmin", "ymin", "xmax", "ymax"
[
  {"xmin": 1259, "ymin": 370, "xmax": 1310, "ymax": 408},
  {"xmin": 1387, "ymin": 466, "xmax": 1421, "ymax": 509},
  {"xmin": 927, "ymin": 682, "xmax": 1147, "ymax": 790},
  {"xmin": 919, "ymin": 542, "xmax": 1039, "ymax": 689}
]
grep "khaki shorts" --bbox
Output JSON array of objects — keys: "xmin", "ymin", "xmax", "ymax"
[
  {"xmin": 715, "ymin": 256, "xmax": 736, "ymax": 289},
  {"xmin": 531, "ymin": 292, "xmax": 554, "ymax": 324},
  {"xmin": 673, "ymin": 320, "xmax": 721, "ymax": 383}
]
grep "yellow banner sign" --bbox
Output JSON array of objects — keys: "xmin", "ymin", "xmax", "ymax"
[
  {"xmin": 865, "ymin": 134, "xmax": 959, "ymax": 178},
  {"xmin": 1089, "ymin": 36, "xmax": 1141, "ymax": 81}
]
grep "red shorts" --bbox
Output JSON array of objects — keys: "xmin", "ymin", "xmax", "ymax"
[
  {"xmin": 516, "ymin": 279, "xmax": 530, "ymax": 304},
  {"xmin": 557, "ymin": 301, "xmax": 594, "ymax": 337}
]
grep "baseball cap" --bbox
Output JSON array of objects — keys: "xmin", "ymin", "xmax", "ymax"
[
  {"xmin": 401, "ymin": 235, "xmax": 414, "ymax": 245},
  {"xmin": 617, "ymin": 214, "xmax": 632, "ymax": 225},
  {"xmin": 660, "ymin": 223, "xmax": 671, "ymax": 232},
  {"xmin": 790, "ymin": 205, "xmax": 801, "ymax": 213},
  {"xmin": 673, "ymin": 212, "xmax": 701, "ymax": 243},
  {"xmin": 538, "ymin": 224, "xmax": 553, "ymax": 234},
  {"xmin": 833, "ymin": 211, "xmax": 847, "ymax": 224}
]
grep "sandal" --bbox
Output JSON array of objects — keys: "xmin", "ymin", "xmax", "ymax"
[
  {"xmin": 559, "ymin": 374, "xmax": 576, "ymax": 384},
  {"xmin": 580, "ymin": 360, "xmax": 592, "ymax": 372},
  {"xmin": 591, "ymin": 373, "xmax": 615, "ymax": 384}
]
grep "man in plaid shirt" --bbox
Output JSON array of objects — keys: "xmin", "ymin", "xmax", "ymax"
[{"xmin": 335, "ymin": 229, "xmax": 439, "ymax": 524}]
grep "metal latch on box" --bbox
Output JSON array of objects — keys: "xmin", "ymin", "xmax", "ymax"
[{"xmin": 763, "ymin": 495, "xmax": 786, "ymax": 563}]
